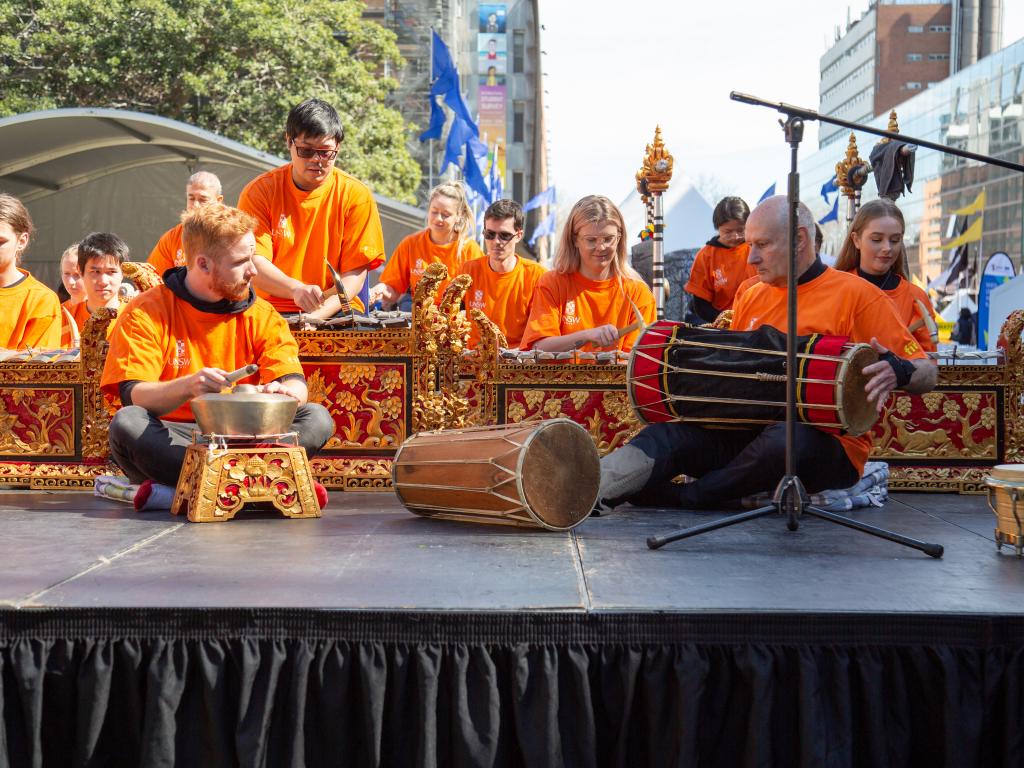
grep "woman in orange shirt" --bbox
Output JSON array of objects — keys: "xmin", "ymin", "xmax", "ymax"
[
  {"xmin": 521, "ymin": 195, "xmax": 655, "ymax": 352},
  {"xmin": 684, "ymin": 196, "xmax": 755, "ymax": 323},
  {"xmin": 369, "ymin": 182, "xmax": 483, "ymax": 307},
  {"xmin": 833, "ymin": 199, "xmax": 938, "ymax": 352},
  {"xmin": 0, "ymin": 193, "xmax": 61, "ymax": 350}
]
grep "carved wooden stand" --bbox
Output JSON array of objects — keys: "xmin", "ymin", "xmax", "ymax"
[{"xmin": 171, "ymin": 433, "xmax": 321, "ymax": 523}]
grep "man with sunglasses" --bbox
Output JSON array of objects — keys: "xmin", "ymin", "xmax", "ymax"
[
  {"xmin": 456, "ymin": 199, "xmax": 545, "ymax": 348},
  {"xmin": 238, "ymin": 98, "xmax": 385, "ymax": 318}
]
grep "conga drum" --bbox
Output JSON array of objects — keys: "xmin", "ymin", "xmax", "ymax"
[
  {"xmin": 985, "ymin": 464, "xmax": 1024, "ymax": 556},
  {"xmin": 628, "ymin": 320, "xmax": 879, "ymax": 436},
  {"xmin": 392, "ymin": 419, "xmax": 599, "ymax": 531}
]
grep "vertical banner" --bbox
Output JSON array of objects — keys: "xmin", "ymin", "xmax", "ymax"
[
  {"xmin": 478, "ymin": 3, "xmax": 507, "ymax": 182},
  {"xmin": 977, "ymin": 251, "xmax": 1015, "ymax": 349}
]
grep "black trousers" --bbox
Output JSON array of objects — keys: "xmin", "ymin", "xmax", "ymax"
[{"xmin": 622, "ymin": 422, "xmax": 860, "ymax": 509}]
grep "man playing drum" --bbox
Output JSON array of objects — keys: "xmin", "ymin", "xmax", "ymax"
[
  {"xmin": 598, "ymin": 196, "xmax": 937, "ymax": 511},
  {"xmin": 101, "ymin": 204, "xmax": 334, "ymax": 488}
]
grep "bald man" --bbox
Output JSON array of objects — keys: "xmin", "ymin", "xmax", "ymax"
[
  {"xmin": 598, "ymin": 196, "xmax": 937, "ymax": 512},
  {"xmin": 147, "ymin": 171, "xmax": 225, "ymax": 275}
]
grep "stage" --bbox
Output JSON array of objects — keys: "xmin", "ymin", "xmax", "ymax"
[{"xmin": 2, "ymin": 489, "xmax": 1024, "ymax": 766}]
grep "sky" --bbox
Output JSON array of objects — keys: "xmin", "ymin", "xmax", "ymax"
[{"xmin": 539, "ymin": 0, "xmax": 1024, "ymax": 215}]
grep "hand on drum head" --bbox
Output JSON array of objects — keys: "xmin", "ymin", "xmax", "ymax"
[
  {"xmin": 262, "ymin": 379, "xmax": 304, "ymax": 402},
  {"xmin": 185, "ymin": 367, "xmax": 230, "ymax": 398},
  {"xmin": 292, "ymin": 283, "xmax": 325, "ymax": 313},
  {"xmin": 583, "ymin": 324, "xmax": 619, "ymax": 350},
  {"xmin": 861, "ymin": 338, "xmax": 898, "ymax": 412}
]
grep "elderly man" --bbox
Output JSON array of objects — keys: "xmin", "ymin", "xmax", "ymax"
[
  {"xmin": 147, "ymin": 171, "xmax": 224, "ymax": 274},
  {"xmin": 238, "ymin": 98, "xmax": 385, "ymax": 318},
  {"xmin": 102, "ymin": 203, "xmax": 334, "ymax": 488},
  {"xmin": 599, "ymin": 196, "xmax": 937, "ymax": 511}
]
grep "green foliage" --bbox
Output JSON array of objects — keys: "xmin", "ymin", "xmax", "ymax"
[{"xmin": 0, "ymin": 0, "xmax": 421, "ymax": 202}]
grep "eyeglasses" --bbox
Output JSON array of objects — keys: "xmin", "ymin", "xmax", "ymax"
[
  {"xmin": 483, "ymin": 229, "xmax": 518, "ymax": 243},
  {"xmin": 577, "ymin": 234, "xmax": 620, "ymax": 250},
  {"xmin": 291, "ymin": 141, "xmax": 338, "ymax": 161}
]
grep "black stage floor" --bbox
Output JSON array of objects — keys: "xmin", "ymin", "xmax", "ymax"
[{"xmin": 1, "ymin": 489, "xmax": 1021, "ymax": 611}]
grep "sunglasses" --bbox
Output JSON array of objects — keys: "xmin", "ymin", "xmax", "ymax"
[
  {"xmin": 483, "ymin": 229, "xmax": 518, "ymax": 243},
  {"xmin": 291, "ymin": 141, "xmax": 338, "ymax": 161}
]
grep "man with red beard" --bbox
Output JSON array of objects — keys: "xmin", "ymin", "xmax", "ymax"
[{"xmin": 101, "ymin": 204, "xmax": 334, "ymax": 488}]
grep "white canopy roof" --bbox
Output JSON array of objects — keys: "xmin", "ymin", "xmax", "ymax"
[
  {"xmin": 0, "ymin": 108, "xmax": 424, "ymax": 287},
  {"xmin": 619, "ymin": 178, "xmax": 714, "ymax": 253}
]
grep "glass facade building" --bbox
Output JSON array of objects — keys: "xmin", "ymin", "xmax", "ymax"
[{"xmin": 803, "ymin": 37, "xmax": 1024, "ymax": 286}]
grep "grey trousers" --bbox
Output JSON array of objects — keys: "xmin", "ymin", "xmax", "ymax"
[{"xmin": 108, "ymin": 404, "xmax": 335, "ymax": 487}]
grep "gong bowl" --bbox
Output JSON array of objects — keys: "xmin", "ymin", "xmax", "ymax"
[{"xmin": 191, "ymin": 392, "xmax": 298, "ymax": 436}]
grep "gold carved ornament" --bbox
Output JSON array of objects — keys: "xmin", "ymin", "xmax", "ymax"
[
  {"xmin": 411, "ymin": 263, "xmax": 448, "ymax": 432},
  {"xmin": 835, "ymin": 132, "xmax": 869, "ymax": 200},
  {"xmin": 80, "ymin": 307, "xmax": 118, "ymax": 459},
  {"xmin": 636, "ymin": 126, "xmax": 674, "ymax": 195},
  {"xmin": 121, "ymin": 261, "xmax": 163, "ymax": 293},
  {"xmin": 1000, "ymin": 310, "xmax": 1024, "ymax": 462}
]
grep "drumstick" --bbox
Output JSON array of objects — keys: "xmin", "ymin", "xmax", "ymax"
[
  {"xmin": 223, "ymin": 363, "xmax": 259, "ymax": 386},
  {"xmin": 570, "ymin": 321, "xmax": 642, "ymax": 351},
  {"xmin": 912, "ymin": 298, "xmax": 939, "ymax": 343},
  {"xmin": 321, "ymin": 256, "xmax": 356, "ymax": 321}
]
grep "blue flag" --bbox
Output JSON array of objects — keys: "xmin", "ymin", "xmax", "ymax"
[
  {"xmin": 820, "ymin": 174, "xmax": 839, "ymax": 204},
  {"xmin": 488, "ymin": 143, "xmax": 503, "ymax": 203},
  {"xmin": 463, "ymin": 143, "xmax": 491, "ymax": 200},
  {"xmin": 523, "ymin": 186, "xmax": 556, "ymax": 212},
  {"xmin": 529, "ymin": 211, "xmax": 557, "ymax": 246},
  {"xmin": 420, "ymin": 30, "xmax": 478, "ymax": 141},
  {"xmin": 757, "ymin": 182, "xmax": 776, "ymax": 204},
  {"xmin": 817, "ymin": 197, "xmax": 839, "ymax": 225},
  {"xmin": 440, "ymin": 116, "xmax": 475, "ymax": 175}
]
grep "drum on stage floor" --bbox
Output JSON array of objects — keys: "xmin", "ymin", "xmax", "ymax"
[
  {"xmin": 627, "ymin": 320, "xmax": 879, "ymax": 436},
  {"xmin": 392, "ymin": 419, "xmax": 599, "ymax": 531},
  {"xmin": 985, "ymin": 464, "xmax": 1024, "ymax": 556}
]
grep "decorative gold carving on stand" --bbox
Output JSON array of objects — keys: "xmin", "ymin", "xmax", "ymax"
[
  {"xmin": 171, "ymin": 442, "xmax": 322, "ymax": 522},
  {"xmin": 411, "ymin": 264, "xmax": 447, "ymax": 432},
  {"xmin": 636, "ymin": 125, "xmax": 674, "ymax": 193},
  {"xmin": 877, "ymin": 110, "xmax": 900, "ymax": 144},
  {"xmin": 80, "ymin": 307, "xmax": 117, "ymax": 459},
  {"xmin": 1001, "ymin": 310, "xmax": 1024, "ymax": 463},
  {"xmin": 121, "ymin": 261, "xmax": 163, "ymax": 293},
  {"xmin": 836, "ymin": 133, "xmax": 869, "ymax": 200}
]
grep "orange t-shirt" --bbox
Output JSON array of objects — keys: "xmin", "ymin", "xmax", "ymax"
[
  {"xmin": 0, "ymin": 270, "xmax": 61, "ymax": 350},
  {"xmin": 684, "ymin": 239, "xmax": 756, "ymax": 311},
  {"xmin": 457, "ymin": 255, "xmax": 547, "ymax": 348},
  {"xmin": 238, "ymin": 164, "xmax": 385, "ymax": 314},
  {"xmin": 846, "ymin": 270, "xmax": 938, "ymax": 353},
  {"xmin": 379, "ymin": 229, "xmax": 484, "ymax": 301},
  {"xmin": 147, "ymin": 223, "xmax": 185, "ymax": 276},
  {"xmin": 733, "ymin": 266, "xmax": 926, "ymax": 475},
  {"xmin": 733, "ymin": 275, "xmax": 761, "ymax": 306},
  {"xmin": 520, "ymin": 271, "xmax": 657, "ymax": 352},
  {"xmin": 101, "ymin": 284, "xmax": 303, "ymax": 422},
  {"xmin": 60, "ymin": 299, "xmax": 90, "ymax": 347}
]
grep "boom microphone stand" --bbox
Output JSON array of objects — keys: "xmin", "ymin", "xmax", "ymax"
[{"xmin": 645, "ymin": 92, "xmax": 989, "ymax": 557}]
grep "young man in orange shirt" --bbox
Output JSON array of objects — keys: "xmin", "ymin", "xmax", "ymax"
[
  {"xmin": 457, "ymin": 199, "xmax": 545, "ymax": 348},
  {"xmin": 598, "ymin": 196, "xmax": 937, "ymax": 511},
  {"xmin": 684, "ymin": 196, "xmax": 756, "ymax": 323},
  {"xmin": 147, "ymin": 171, "xmax": 224, "ymax": 275},
  {"xmin": 101, "ymin": 204, "xmax": 334, "ymax": 488},
  {"xmin": 74, "ymin": 232, "xmax": 129, "ymax": 336},
  {"xmin": 238, "ymin": 98, "xmax": 385, "ymax": 318}
]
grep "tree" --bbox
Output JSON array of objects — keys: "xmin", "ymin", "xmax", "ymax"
[{"xmin": 0, "ymin": 0, "xmax": 421, "ymax": 203}]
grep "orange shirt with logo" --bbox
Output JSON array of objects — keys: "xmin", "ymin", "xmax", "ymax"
[
  {"xmin": 685, "ymin": 240, "xmax": 756, "ymax": 311},
  {"xmin": 101, "ymin": 285, "xmax": 303, "ymax": 422},
  {"xmin": 845, "ymin": 270, "xmax": 938, "ymax": 353},
  {"xmin": 457, "ymin": 255, "xmax": 546, "ymax": 348},
  {"xmin": 379, "ymin": 229, "xmax": 484, "ymax": 301},
  {"xmin": 147, "ymin": 223, "xmax": 186, "ymax": 276},
  {"xmin": 732, "ymin": 266, "xmax": 925, "ymax": 475},
  {"xmin": 238, "ymin": 164, "xmax": 385, "ymax": 313},
  {"xmin": 0, "ymin": 271, "xmax": 61, "ymax": 350},
  {"xmin": 521, "ymin": 271, "xmax": 656, "ymax": 352}
]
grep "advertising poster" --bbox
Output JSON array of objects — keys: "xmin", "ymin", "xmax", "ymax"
[
  {"xmin": 977, "ymin": 251, "xmax": 1015, "ymax": 349},
  {"xmin": 478, "ymin": 85, "xmax": 507, "ymax": 182},
  {"xmin": 479, "ymin": 4, "xmax": 506, "ymax": 33},
  {"xmin": 477, "ymin": 3, "xmax": 507, "ymax": 182}
]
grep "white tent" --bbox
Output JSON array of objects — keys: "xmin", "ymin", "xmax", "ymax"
[
  {"xmin": 0, "ymin": 109, "xmax": 424, "ymax": 288},
  {"xmin": 619, "ymin": 178, "xmax": 714, "ymax": 253},
  {"xmin": 938, "ymin": 289, "xmax": 978, "ymax": 321}
]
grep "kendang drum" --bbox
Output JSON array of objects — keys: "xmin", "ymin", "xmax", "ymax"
[
  {"xmin": 628, "ymin": 320, "xmax": 879, "ymax": 436},
  {"xmin": 985, "ymin": 464, "xmax": 1024, "ymax": 556},
  {"xmin": 392, "ymin": 419, "xmax": 599, "ymax": 531}
]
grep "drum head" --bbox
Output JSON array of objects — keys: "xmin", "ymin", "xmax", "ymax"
[
  {"xmin": 840, "ymin": 344, "xmax": 881, "ymax": 436},
  {"xmin": 520, "ymin": 419, "xmax": 600, "ymax": 530}
]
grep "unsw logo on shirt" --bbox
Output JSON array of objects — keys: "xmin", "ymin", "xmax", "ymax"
[
  {"xmin": 564, "ymin": 299, "xmax": 581, "ymax": 326},
  {"xmin": 713, "ymin": 266, "xmax": 728, "ymax": 289},
  {"xmin": 412, "ymin": 258, "xmax": 426, "ymax": 277},
  {"xmin": 469, "ymin": 288, "xmax": 486, "ymax": 310},
  {"xmin": 174, "ymin": 248, "xmax": 186, "ymax": 267},
  {"xmin": 172, "ymin": 340, "xmax": 190, "ymax": 368},
  {"xmin": 274, "ymin": 214, "xmax": 292, "ymax": 241}
]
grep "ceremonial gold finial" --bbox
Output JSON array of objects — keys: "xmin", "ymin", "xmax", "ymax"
[
  {"xmin": 878, "ymin": 110, "xmax": 899, "ymax": 144},
  {"xmin": 836, "ymin": 132, "xmax": 868, "ymax": 199},
  {"xmin": 636, "ymin": 126, "xmax": 674, "ymax": 195}
]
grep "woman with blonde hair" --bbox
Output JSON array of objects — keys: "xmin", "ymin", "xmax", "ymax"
[
  {"xmin": 834, "ymin": 198, "xmax": 937, "ymax": 352},
  {"xmin": 0, "ymin": 193, "xmax": 61, "ymax": 349},
  {"xmin": 521, "ymin": 195, "xmax": 655, "ymax": 352},
  {"xmin": 369, "ymin": 182, "xmax": 483, "ymax": 307}
]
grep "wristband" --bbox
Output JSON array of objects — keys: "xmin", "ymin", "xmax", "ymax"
[{"xmin": 880, "ymin": 351, "xmax": 914, "ymax": 389}]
